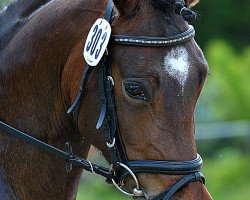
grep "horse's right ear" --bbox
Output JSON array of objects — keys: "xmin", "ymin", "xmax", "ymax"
[{"xmin": 112, "ymin": 0, "xmax": 140, "ymax": 18}]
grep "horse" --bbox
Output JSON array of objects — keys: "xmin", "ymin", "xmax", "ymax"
[{"xmin": 0, "ymin": 0, "xmax": 212, "ymax": 199}]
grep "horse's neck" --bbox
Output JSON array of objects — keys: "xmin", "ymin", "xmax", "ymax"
[
  {"xmin": 0, "ymin": 170, "xmax": 17, "ymax": 200},
  {"xmin": 0, "ymin": 141, "xmax": 91, "ymax": 200},
  {"xmin": 0, "ymin": 0, "xmax": 105, "ymax": 132},
  {"xmin": 0, "ymin": 0, "xmax": 105, "ymax": 199},
  {"xmin": 0, "ymin": 0, "xmax": 52, "ymax": 51}
]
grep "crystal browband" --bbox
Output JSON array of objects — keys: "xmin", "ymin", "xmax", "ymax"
[{"xmin": 111, "ymin": 25, "xmax": 195, "ymax": 47}]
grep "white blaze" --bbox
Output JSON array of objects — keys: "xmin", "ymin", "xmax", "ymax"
[{"xmin": 164, "ymin": 47, "xmax": 190, "ymax": 91}]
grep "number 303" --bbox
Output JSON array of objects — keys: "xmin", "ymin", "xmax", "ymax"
[{"xmin": 86, "ymin": 25, "xmax": 108, "ymax": 59}]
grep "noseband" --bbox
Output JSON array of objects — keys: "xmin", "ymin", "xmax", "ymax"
[{"xmin": 0, "ymin": 1, "xmax": 205, "ymax": 199}]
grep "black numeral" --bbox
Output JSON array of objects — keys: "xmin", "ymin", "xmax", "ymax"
[
  {"xmin": 95, "ymin": 32, "xmax": 107, "ymax": 59},
  {"xmin": 86, "ymin": 23, "xmax": 109, "ymax": 60},
  {"xmin": 86, "ymin": 25, "xmax": 98, "ymax": 52},
  {"xmin": 90, "ymin": 29, "xmax": 102, "ymax": 56}
]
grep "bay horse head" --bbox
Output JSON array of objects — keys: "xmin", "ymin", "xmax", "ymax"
[{"xmin": 0, "ymin": 0, "xmax": 212, "ymax": 199}]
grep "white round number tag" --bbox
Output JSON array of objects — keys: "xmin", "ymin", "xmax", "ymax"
[{"xmin": 84, "ymin": 18, "xmax": 111, "ymax": 66}]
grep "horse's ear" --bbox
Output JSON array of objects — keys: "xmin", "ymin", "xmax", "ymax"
[
  {"xmin": 112, "ymin": 0, "xmax": 139, "ymax": 17},
  {"xmin": 186, "ymin": 0, "xmax": 199, "ymax": 8}
]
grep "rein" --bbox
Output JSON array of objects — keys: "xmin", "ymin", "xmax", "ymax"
[{"xmin": 0, "ymin": 1, "xmax": 205, "ymax": 199}]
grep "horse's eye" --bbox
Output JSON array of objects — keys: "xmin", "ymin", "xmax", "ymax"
[{"xmin": 124, "ymin": 82, "xmax": 147, "ymax": 101}]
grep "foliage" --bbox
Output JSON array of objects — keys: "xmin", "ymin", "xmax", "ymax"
[
  {"xmin": 0, "ymin": 0, "xmax": 9, "ymax": 10},
  {"xmin": 203, "ymin": 149, "xmax": 250, "ymax": 200},
  {"xmin": 77, "ymin": 175, "xmax": 129, "ymax": 200},
  {"xmin": 193, "ymin": 0, "xmax": 250, "ymax": 50},
  {"xmin": 195, "ymin": 40, "xmax": 250, "ymax": 122}
]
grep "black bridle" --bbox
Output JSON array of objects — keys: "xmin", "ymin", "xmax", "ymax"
[{"xmin": 0, "ymin": 1, "xmax": 205, "ymax": 199}]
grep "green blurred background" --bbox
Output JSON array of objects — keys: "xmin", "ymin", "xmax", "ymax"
[{"xmin": 1, "ymin": 0, "xmax": 250, "ymax": 199}]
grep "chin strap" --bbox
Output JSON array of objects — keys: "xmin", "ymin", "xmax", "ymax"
[{"xmin": 151, "ymin": 172, "xmax": 205, "ymax": 200}]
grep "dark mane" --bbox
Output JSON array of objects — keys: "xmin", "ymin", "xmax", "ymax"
[
  {"xmin": 151, "ymin": 0, "xmax": 197, "ymax": 22},
  {"xmin": 152, "ymin": 0, "xmax": 199, "ymax": 9},
  {"xmin": 0, "ymin": 0, "xmax": 51, "ymax": 51},
  {"xmin": 151, "ymin": 0, "xmax": 176, "ymax": 12}
]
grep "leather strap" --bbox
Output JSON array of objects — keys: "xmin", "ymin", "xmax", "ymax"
[
  {"xmin": 67, "ymin": 64, "xmax": 93, "ymax": 124},
  {"xmin": 111, "ymin": 25, "xmax": 195, "ymax": 47},
  {"xmin": 0, "ymin": 121, "xmax": 114, "ymax": 180},
  {"xmin": 67, "ymin": 0, "xmax": 114, "ymax": 124},
  {"xmin": 126, "ymin": 154, "xmax": 203, "ymax": 175},
  {"xmin": 151, "ymin": 172, "xmax": 205, "ymax": 200},
  {"xmin": 116, "ymin": 154, "xmax": 203, "ymax": 185},
  {"xmin": 104, "ymin": 0, "xmax": 113, "ymax": 21}
]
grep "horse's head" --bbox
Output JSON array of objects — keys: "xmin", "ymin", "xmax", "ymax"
[
  {"xmin": 67, "ymin": 0, "xmax": 211, "ymax": 199},
  {"xmin": 0, "ymin": 0, "xmax": 212, "ymax": 199}
]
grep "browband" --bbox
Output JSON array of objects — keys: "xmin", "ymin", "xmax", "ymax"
[{"xmin": 111, "ymin": 25, "xmax": 195, "ymax": 47}]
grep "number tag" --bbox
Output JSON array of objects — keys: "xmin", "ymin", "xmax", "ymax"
[{"xmin": 84, "ymin": 18, "xmax": 111, "ymax": 66}]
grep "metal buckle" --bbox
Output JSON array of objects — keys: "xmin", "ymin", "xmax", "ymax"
[
  {"xmin": 111, "ymin": 162, "xmax": 144, "ymax": 197},
  {"xmin": 106, "ymin": 138, "xmax": 116, "ymax": 148},
  {"xmin": 180, "ymin": 7, "xmax": 186, "ymax": 15},
  {"xmin": 65, "ymin": 142, "xmax": 73, "ymax": 172},
  {"xmin": 88, "ymin": 161, "xmax": 94, "ymax": 173},
  {"xmin": 107, "ymin": 76, "xmax": 115, "ymax": 86}
]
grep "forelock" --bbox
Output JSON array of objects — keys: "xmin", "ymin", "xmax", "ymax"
[{"xmin": 151, "ymin": 0, "xmax": 199, "ymax": 9}]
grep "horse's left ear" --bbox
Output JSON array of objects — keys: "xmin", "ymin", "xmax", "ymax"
[
  {"xmin": 186, "ymin": 0, "xmax": 199, "ymax": 8},
  {"xmin": 112, "ymin": 0, "xmax": 140, "ymax": 17}
]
